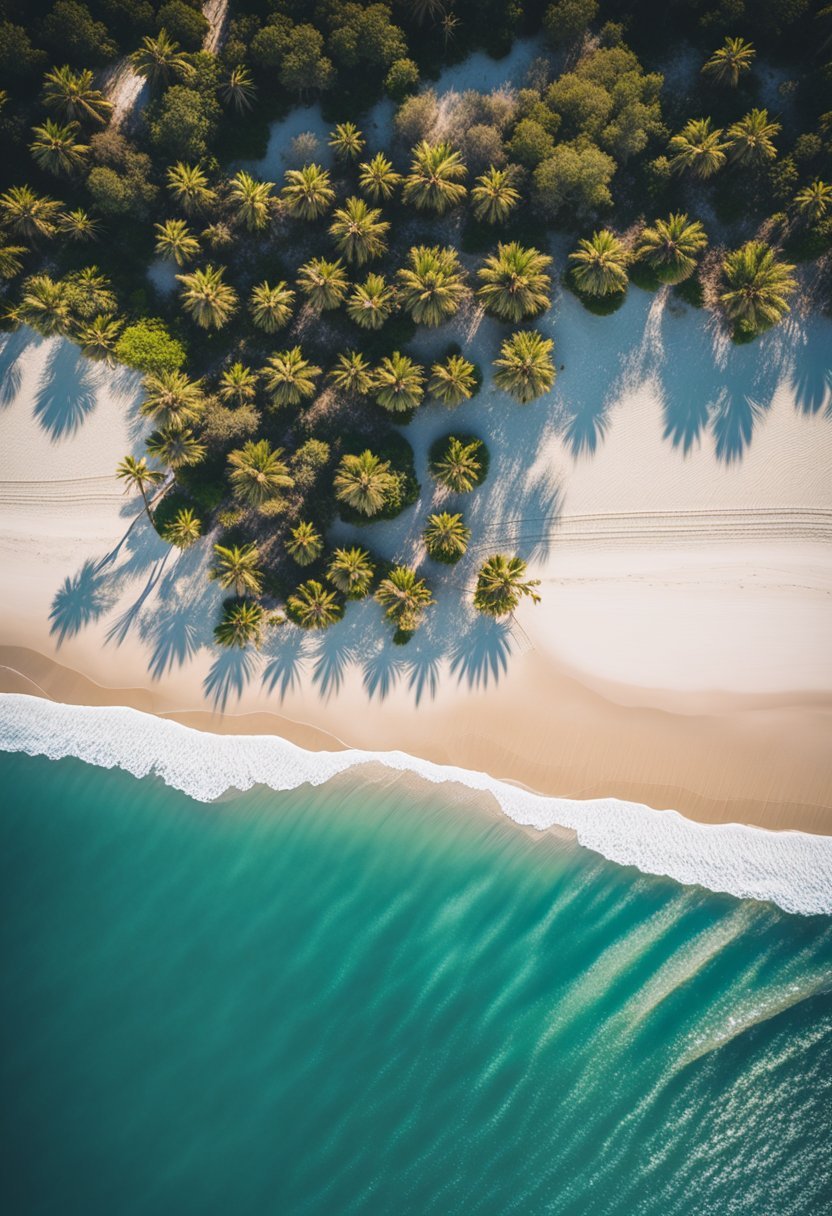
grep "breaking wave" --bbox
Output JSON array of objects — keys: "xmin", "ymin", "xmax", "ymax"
[{"xmin": 1, "ymin": 692, "xmax": 830, "ymax": 917}]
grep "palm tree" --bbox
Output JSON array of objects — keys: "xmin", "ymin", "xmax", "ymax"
[
  {"xmin": 346, "ymin": 273, "xmax": 396, "ymax": 329},
  {"xmin": 373, "ymin": 352, "xmax": 425, "ymax": 413},
  {"xmin": 30, "ymin": 120, "xmax": 89, "ymax": 176},
  {"xmin": 214, "ymin": 599, "xmax": 265, "ymax": 648},
  {"xmin": 63, "ymin": 265, "xmax": 115, "ymax": 320},
  {"xmin": 375, "ymin": 566, "xmax": 434, "ymax": 633},
  {"xmin": 116, "ymin": 455, "xmax": 163, "ymax": 521},
  {"xmin": 76, "ymin": 313, "xmax": 123, "ymax": 360},
  {"xmin": 154, "ymin": 217, "xmax": 200, "ymax": 265},
  {"xmin": 0, "ymin": 239, "xmax": 27, "ymax": 279},
  {"xmin": 130, "ymin": 29, "xmax": 194, "ymax": 87},
  {"xmin": 0, "ymin": 186, "xmax": 61, "ymax": 240},
  {"xmin": 167, "ymin": 162, "xmax": 217, "ymax": 214},
  {"xmin": 329, "ymin": 122, "xmax": 364, "ymax": 161},
  {"xmin": 281, "ymin": 164, "xmax": 335, "ymax": 220},
  {"xmin": 261, "ymin": 348, "xmax": 321, "ymax": 407},
  {"xmin": 793, "ymin": 179, "xmax": 832, "ymax": 225},
  {"xmin": 569, "ymin": 229, "xmax": 629, "ymax": 296},
  {"xmin": 470, "ymin": 166, "xmax": 520, "ymax": 224},
  {"xmin": 219, "ymin": 65, "xmax": 256, "ymax": 114},
  {"xmin": 493, "ymin": 330, "xmax": 556, "ymax": 404},
  {"xmin": 701, "ymin": 36, "xmax": 755, "ymax": 87},
  {"xmin": 719, "ymin": 241, "xmax": 796, "ymax": 332},
  {"xmin": 212, "ymin": 542, "xmax": 263, "ymax": 596},
  {"xmin": 145, "ymin": 426, "xmax": 206, "ymax": 469},
  {"xmin": 358, "ymin": 152, "xmax": 402, "ymax": 202},
  {"xmin": 397, "ymin": 245, "xmax": 467, "ymax": 326},
  {"xmin": 477, "ymin": 242, "xmax": 553, "ymax": 322},
  {"xmin": 228, "ymin": 170, "xmax": 274, "ymax": 232},
  {"xmin": 19, "ymin": 274, "xmax": 71, "ymax": 334},
  {"xmin": 473, "ymin": 555, "xmax": 541, "ymax": 616},
  {"xmin": 297, "ymin": 256, "xmax": 349, "ymax": 311},
  {"xmin": 177, "ymin": 264, "xmax": 238, "ymax": 329},
  {"xmin": 726, "ymin": 109, "xmax": 781, "ymax": 166},
  {"xmin": 287, "ymin": 580, "xmax": 343, "ymax": 629},
  {"xmin": 57, "ymin": 208, "xmax": 100, "ymax": 242},
  {"xmin": 329, "ymin": 196, "xmax": 389, "ymax": 266},
  {"xmin": 636, "ymin": 213, "xmax": 708, "ymax": 284},
  {"xmin": 228, "ymin": 439, "xmax": 293, "ymax": 505},
  {"xmin": 403, "ymin": 140, "xmax": 468, "ymax": 214},
  {"xmin": 219, "ymin": 361, "xmax": 258, "ymax": 405},
  {"xmin": 431, "ymin": 436, "xmax": 483, "ymax": 492},
  {"xmin": 428, "ymin": 354, "xmax": 477, "ymax": 407},
  {"xmin": 327, "ymin": 547, "xmax": 375, "ymax": 597},
  {"xmin": 424, "ymin": 511, "xmax": 470, "ymax": 561},
  {"xmin": 286, "ymin": 521, "xmax": 324, "ymax": 566},
  {"xmin": 249, "ymin": 280, "xmax": 294, "ymax": 332},
  {"xmin": 42, "ymin": 65, "xmax": 112, "ymax": 124},
  {"xmin": 162, "ymin": 506, "xmax": 201, "ymax": 548},
  {"xmin": 668, "ymin": 118, "xmax": 728, "ymax": 179},
  {"xmin": 334, "ymin": 451, "xmax": 396, "ymax": 516},
  {"xmin": 140, "ymin": 370, "xmax": 204, "ymax": 428},
  {"xmin": 329, "ymin": 350, "xmax": 374, "ymax": 395}
]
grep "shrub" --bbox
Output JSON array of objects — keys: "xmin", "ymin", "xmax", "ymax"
[
  {"xmin": 385, "ymin": 57, "xmax": 419, "ymax": 101},
  {"xmin": 508, "ymin": 118, "xmax": 555, "ymax": 167},
  {"xmin": 115, "ymin": 318, "xmax": 186, "ymax": 374},
  {"xmin": 155, "ymin": 1, "xmax": 209, "ymax": 51}
]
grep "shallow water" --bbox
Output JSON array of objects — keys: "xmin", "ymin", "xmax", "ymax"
[{"xmin": 2, "ymin": 751, "xmax": 830, "ymax": 1215}]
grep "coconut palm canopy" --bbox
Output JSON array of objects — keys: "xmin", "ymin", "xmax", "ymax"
[{"xmin": 3, "ymin": 5, "xmax": 817, "ymax": 655}]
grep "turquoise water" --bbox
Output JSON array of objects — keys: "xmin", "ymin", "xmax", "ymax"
[{"xmin": 2, "ymin": 752, "xmax": 831, "ymax": 1215}]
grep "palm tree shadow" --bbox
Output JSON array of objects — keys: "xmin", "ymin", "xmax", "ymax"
[
  {"xmin": 709, "ymin": 391, "xmax": 769, "ymax": 464},
  {"xmin": 203, "ymin": 648, "xmax": 258, "ymax": 711},
  {"xmin": 449, "ymin": 614, "xmax": 514, "ymax": 689},
  {"xmin": 562, "ymin": 398, "xmax": 612, "ymax": 457},
  {"xmin": 143, "ymin": 606, "xmax": 203, "ymax": 680},
  {"xmin": 33, "ymin": 341, "xmax": 98, "ymax": 440},
  {"xmin": 662, "ymin": 393, "xmax": 710, "ymax": 455},
  {"xmin": 49, "ymin": 559, "xmax": 116, "ymax": 645},
  {"xmin": 362, "ymin": 636, "xmax": 406, "ymax": 700},
  {"xmin": 105, "ymin": 553, "xmax": 171, "ymax": 647},
  {"xmin": 0, "ymin": 327, "xmax": 38, "ymax": 409},
  {"xmin": 790, "ymin": 356, "xmax": 832, "ymax": 417},
  {"xmin": 261, "ymin": 625, "xmax": 311, "ymax": 700}
]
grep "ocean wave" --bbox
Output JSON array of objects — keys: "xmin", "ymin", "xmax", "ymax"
[{"xmin": 0, "ymin": 692, "xmax": 830, "ymax": 917}]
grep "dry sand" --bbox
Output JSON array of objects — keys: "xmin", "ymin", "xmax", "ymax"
[{"xmin": 1, "ymin": 282, "xmax": 830, "ymax": 836}]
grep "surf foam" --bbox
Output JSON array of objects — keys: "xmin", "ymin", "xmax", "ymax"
[{"xmin": 1, "ymin": 692, "xmax": 830, "ymax": 917}]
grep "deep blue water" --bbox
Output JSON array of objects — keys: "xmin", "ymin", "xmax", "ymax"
[{"xmin": 1, "ymin": 751, "xmax": 830, "ymax": 1215}]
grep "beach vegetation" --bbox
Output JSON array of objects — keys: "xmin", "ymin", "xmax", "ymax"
[
  {"xmin": 228, "ymin": 440, "xmax": 293, "ymax": 507},
  {"xmin": 116, "ymin": 455, "xmax": 164, "ymax": 521},
  {"xmin": 636, "ymin": 214, "xmax": 708, "ymax": 284},
  {"xmin": 373, "ymin": 352, "xmax": 425, "ymax": 414},
  {"xmin": 719, "ymin": 241, "xmax": 796, "ymax": 336},
  {"xmin": 214, "ymin": 599, "xmax": 266, "ymax": 648},
  {"xmin": 334, "ymin": 451, "xmax": 397, "ymax": 517},
  {"xmin": 569, "ymin": 229, "xmax": 629, "ymax": 296},
  {"xmin": 211, "ymin": 542, "xmax": 263, "ymax": 597},
  {"xmin": 375, "ymin": 565, "xmax": 434, "ymax": 634},
  {"xmin": 261, "ymin": 348, "xmax": 321, "ymax": 408},
  {"xmin": 162, "ymin": 506, "xmax": 202, "ymax": 549},
  {"xmin": 477, "ymin": 242, "xmax": 553, "ymax": 323},
  {"xmin": 428, "ymin": 354, "xmax": 478, "ymax": 407},
  {"xmin": 430, "ymin": 435, "xmax": 486, "ymax": 493},
  {"xmin": 701, "ymin": 36, "xmax": 756, "ymax": 87},
  {"xmin": 327, "ymin": 547, "xmax": 376, "ymax": 598},
  {"xmin": 287, "ymin": 580, "xmax": 344, "ymax": 630},
  {"xmin": 424, "ymin": 512, "xmax": 471, "ymax": 563},
  {"xmin": 473, "ymin": 555, "xmax": 541, "ymax": 616},
  {"xmin": 397, "ymin": 246, "xmax": 467, "ymax": 326},
  {"xmin": 493, "ymin": 331, "xmax": 556, "ymax": 403}
]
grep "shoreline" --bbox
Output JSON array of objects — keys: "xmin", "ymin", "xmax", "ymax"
[
  {"xmin": 2, "ymin": 641, "xmax": 830, "ymax": 838},
  {"xmin": 3, "ymin": 686, "xmax": 832, "ymax": 917}
]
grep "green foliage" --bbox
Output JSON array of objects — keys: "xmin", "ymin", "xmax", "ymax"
[
  {"xmin": 532, "ymin": 141, "xmax": 616, "ymax": 221},
  {"xmin": 42, "ymin": 1, "xmax": 117, "ymax": 67},
  {"xmin": 423, "ymin": 511, "xmax": 471, "ymax": 563},
  {"xmin": 569, "ymin": 229, "xmax": 629, "ymax": 296},
  {"xmin": 493, "ymin": 330, "xmax": 556, "ymax": 403},
  {"xmin": 429, "ymin": 433, "xmax": 488, "ymax": 493},
  {"xmin": 115, "ymin": 318, "xmax": 186, "ymax": 374},
  {"xmin": 149, "ymin": 84, "xmax": 220, "ymax": 163},
  {"xmin": 543, "ymin": 0, "xmax": 598, "ymax": 46},
  {"xmin": 508, "ymin": 119, "xmax": 555, "ymax": 168},
  {"xmin": 719, "ymin": 241, "xmax": 796, "ymax": 335},
  {"xmin": 385, "ymin": 57, "xmax": 419, "ymax": 101},
  {"xmin": 327, "ymin": 3, "xmax": 407, "ymax": 73},
  {"xmin": 545, "ymin": 44, "xmax": 664, "ymax": 163},
  {"xmin": 375, "ymin": 565, "xmax": 434, "ymax": 633},
  {"xmin": 473, "ymin": 554, "xmax": 541, "ymax": 616},
  {"xmin": 155, "ymin": 1, "xmax": 209, "ymax": 52},
  {"xmin": 87, "ymin": 132, "xmax": 157, "ymax": 219}
]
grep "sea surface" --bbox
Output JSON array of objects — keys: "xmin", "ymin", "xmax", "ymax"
[{"xmin": 2, "ymin": 749, "xmax": 831, "ymax": 1216}]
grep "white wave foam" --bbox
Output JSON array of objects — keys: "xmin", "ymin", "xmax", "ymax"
[{"xmin": 1, "ymin": 692, "xmax": 830, "ymax": 917}]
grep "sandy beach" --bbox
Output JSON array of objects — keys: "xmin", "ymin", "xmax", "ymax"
[{"xmin": 1, "ymin": 278, "xmax": 830, "ymax": 836}]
